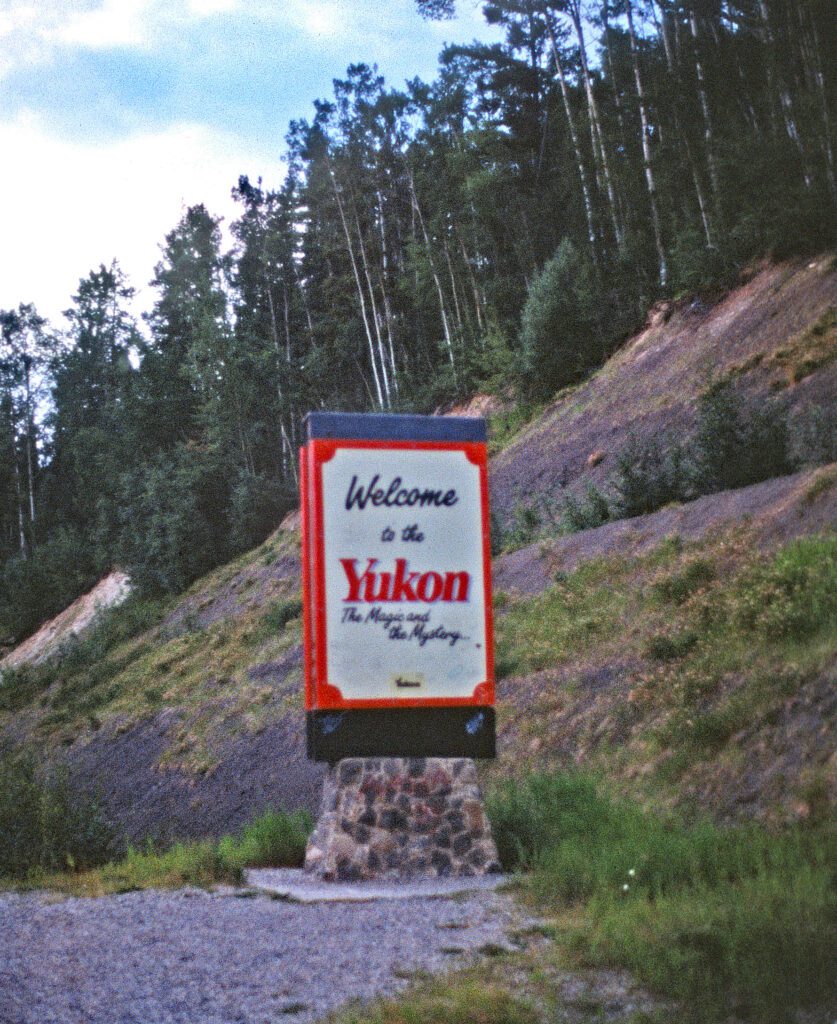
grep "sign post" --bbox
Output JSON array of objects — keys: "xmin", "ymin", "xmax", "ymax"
[{"xmin": 301, "ymin": 412, "xmax": 495, "ymax": 763}]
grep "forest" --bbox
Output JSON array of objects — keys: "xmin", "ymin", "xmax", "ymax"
[{"xmin": 1, "ymin": 0, "xmax": 835, "ymax": 645}]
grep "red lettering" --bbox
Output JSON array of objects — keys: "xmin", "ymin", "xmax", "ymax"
[
  {"xmin": 391, "ymin": 558, "xmax": 419, "ymax": 601},
  {"xmin": 340, "ymin": 558, "xmax": 378, "ymax": 601},
  {"xmin": 340, "ymin": 558, "xmax": 471, "ymax": 603},
  {"xmin": 416, "ymin": 571, "xmax": 443, "ymax": 602},
  {"xmin": 442, "ymin": 571, "xmax": 470, "ymax": 602},
  {"xmin": 364, "ymin": 571, "xmax": 391, "ymax": 601}
]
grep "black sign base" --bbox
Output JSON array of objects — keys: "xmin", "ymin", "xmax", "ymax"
[{"xmin": 306, "ymin": 707, "xmax": 495, "ymax": 764}]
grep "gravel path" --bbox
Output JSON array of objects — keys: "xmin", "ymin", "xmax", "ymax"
[{"xmin": 0, "ymin": 886, "xmax": 530, "ymax": 1024}]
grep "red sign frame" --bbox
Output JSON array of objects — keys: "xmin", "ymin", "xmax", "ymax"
[{"xmin": 301, "ymin": 437, "xmax": 495, "ymax": 712}]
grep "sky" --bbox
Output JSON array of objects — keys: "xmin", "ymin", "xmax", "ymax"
[{"xmin": 0, "ymin": 0, "xmax": 498, "ymax": 325}]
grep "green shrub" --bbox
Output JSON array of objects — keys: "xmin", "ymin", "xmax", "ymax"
[
  {"xmin": 502, "ymin": 502, "xmax": 541, "ymax": 551},
  {"xmin": 486, "ymin": 772, "xmax": 605, "ymax": 871},
  {"xmin": 792, "ymin": 402, "xmax": 837, "ymax": 465},
  {"xmin": 216, "ymin": 807, "xmax": 313, "ymax": 876},
  {"xmin": 690, "ymin": 379, "xmax": 796, "ymax": 494},
  {"xmin": 259, "ymin": 597, "xmax": 304, "ymax": 635},
  {"xmin": 518, "ymin": 239, "xmax": 601, "ymax": 399},
  {"xmin": 729, "ymin": 536, "xmax": 837, "ymax": 641},
  {"xmin": 651, "ymin": 558, "xmax": 715, "ymax": 604},
  {"xmin": 0, "ymin": 752, "xmax": 116, "ymax": 877},
  {"xmin": 560, "ymin": 482, "xmax": 611, "ymax": 533},
  {"xmin": 611, "ymin": 434, "xmax": 688, "ymax": 518},
  {"xmin": 644, "ymin": 629, "xmax": 699, "ymax": 661}
]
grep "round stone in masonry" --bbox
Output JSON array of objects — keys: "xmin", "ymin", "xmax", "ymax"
[{"xmin": 304, "ymin": 756, "xmax": 501, "ymax": 881}]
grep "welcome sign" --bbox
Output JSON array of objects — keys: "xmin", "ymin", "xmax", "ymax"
[{"xmin": 301, "ymin": 412, "xmax": 495, "ymax": 762}]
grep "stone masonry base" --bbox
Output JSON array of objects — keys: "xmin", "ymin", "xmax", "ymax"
[{"xmin": 303, "ymin": 757, "xmax": 501, "ymax": 881}]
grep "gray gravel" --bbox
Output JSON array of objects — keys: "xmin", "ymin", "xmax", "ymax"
[{"xmin": 0, "ymin": 886, "xmax": 531, "ymax": 1024}]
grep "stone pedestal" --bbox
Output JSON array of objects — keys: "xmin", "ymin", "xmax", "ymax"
[{"xmin": 304, "ymin": 757, "xmax": 501, "ymax": 881}]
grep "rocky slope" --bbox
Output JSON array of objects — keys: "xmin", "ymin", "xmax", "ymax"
[
  {"xmin": 0, "ymin": 256, "xmax": 834, "ymax": 845},
  {"xmin": 0, "ymin": 571, "xmax": 131, "ymax": 672},
  {"xmin": 491, "ymin": 254, "xmax": 836, "ymax": 524}
]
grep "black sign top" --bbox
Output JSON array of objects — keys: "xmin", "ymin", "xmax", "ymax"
[{"xmin": 305, "ymin": 411, "xmax": 487, "ymax": 444}]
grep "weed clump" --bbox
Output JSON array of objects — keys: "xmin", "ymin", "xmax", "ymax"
[
  {"xmin": 728, "ymin": 536, "xmax": 837, "ymax": 641},
  {"xmin": 0, "ymin": 752, "xmax": 116, "ymax": 877},
  {"xmin": 560, "ymin": 483, "xmax": 611, "ymax": 532},
  {"xmin": 487, "ymin": 771, "xmax": 835, "ymax": 1022}
]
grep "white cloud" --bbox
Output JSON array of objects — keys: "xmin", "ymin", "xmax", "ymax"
[
  {"xmin": 187, "ymin": 0, "xmax": 244, "ymax": 15},
  {"xmin": 57, "ymin": 0, "xmax": 156, "ymax": 50},
  {"xmin": 293, "ymin": 1, "xmax": 344, "ymax": 38},
  {"xmin": 0, "ymin": 114, "xmax": 281, "ymax": 323}
]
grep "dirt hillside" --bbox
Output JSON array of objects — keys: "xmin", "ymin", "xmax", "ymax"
[
  {"xmin": 0, "ymin": 571, "xmax": 132, "ymax": 673},
  {"xmin": 491, "ymin": 254, "xmax": 836, "ymax": 523},
  {"xmin": 0, "ymin": 256, "xmax": 834, "ymax": 845}
]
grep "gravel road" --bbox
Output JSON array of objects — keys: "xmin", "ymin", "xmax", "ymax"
[{"xmin": 1, "ymin": 886, "xmax": 530, "ymax": 1024}]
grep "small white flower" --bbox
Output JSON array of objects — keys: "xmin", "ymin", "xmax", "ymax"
[
  {"xmin": 628, "ymin": 868, "xmax": 636, "ymax": 877},
  {"xmin": 622, "ymin": 883, "xmax": 630, "ymax": 892}
]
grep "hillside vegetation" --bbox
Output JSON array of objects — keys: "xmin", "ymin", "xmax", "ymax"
[
  {"xmin": 1, "ymin": 258, "xmax": 835, "ymax": 1023},
  {"xmin": 491, "ymin": 254, "xmax": 837, "ymax": 526},
  {"xmin": 3, "ymin": 0, "xmax": 836, "ymax": 648},
  {"xmin": 2, "ymin": 258, "xmax": 835, "ymax": 837}
]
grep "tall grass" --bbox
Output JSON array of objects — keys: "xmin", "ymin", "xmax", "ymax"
[
  {"xmin": 330, "ymin": 980, "xmax": 539, "ymax": 1024},
  {"xmin": 0, "ymin": 752, "xmax": 116, "ymax": 876},
  {"xmin": 488, "ymin": 772, "xmax": 835, "ymax": 1022},
  {"xmin": 15, "ymin": 808, "xmax": 314, "ymax": 895}
]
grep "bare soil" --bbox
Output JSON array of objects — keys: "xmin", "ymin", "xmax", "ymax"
[
  {"xmin": 0, "ymin": 571, "xmax": 131, "ymax": 672},
  {"xmin": 491, "ymin": 255, "xmax": 837, "ymax": 525},
  {"xmin": 494, "ymin": 463, "xmax": 837, "ymax": 596}
]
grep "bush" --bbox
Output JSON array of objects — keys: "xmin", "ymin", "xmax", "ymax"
[
  {"xmin": 487, "ymin": 770, "xmax": 836, "ymax": 1021},
  {"xmin": 651, "ymin": 558, "xmax": 715, "ymax": 605},
  {"xmin": 792, "ymin": 402, "xmax": 837, "ymax": 466},
  {"xmin": 605, "ymin": 382, "xmax": 798, "ymax": 524},
  {"xmin": 518, "ymin": 239, "xmax": 601, "ymax": 399},
  {"xmin": 690, "ymin": 379, "xmax": 796, "ymax": 494},
  {"xmin": 216, "ymin": 807, "xmax": 313, "ymax": 876},
  {"xmin": 258, "ymin": 597, "xmax": 304, "ymax": 635},
  {"xmin": 486, "ymin": 772, "xmax": 605, "ymax": 872},
  {"xmin": 0, "ymin": 752, "xmax": 116, "ymax": 878},
  {"xmin": 729, "ymin": 536, "xmax": 837, "ymax": 641},
  {"xmin": 560, "ymin": 482, "xmax": 611, "ymax": 532},
  {"xmin": 503, "ymin": 502, "xmax": 541, "ymax": 551},
  {"xmin": 611, "ymin": 434, "xmax": 688, "ymax": 518}
]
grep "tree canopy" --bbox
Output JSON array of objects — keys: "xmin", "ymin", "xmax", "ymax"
[{"xmin": 1, "ymin": 0, "xmax": 835, "ymax": 642}]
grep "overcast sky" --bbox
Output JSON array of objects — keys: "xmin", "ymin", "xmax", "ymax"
[{"xmin": 0, "ymin": 0, "xmax": 497, "ymax": 325}]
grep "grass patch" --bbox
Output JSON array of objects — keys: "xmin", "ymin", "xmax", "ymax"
[
  {"xmin": 488, "ymin": 771, "xmax": 835, "ymax": 1023},
  {"xmin": 726, "ymin": 535, "xmax": 837, "ymax": 640},
  {"xmin": 0, "ymin": 594, "xmax": 169, "ymax": 713},
  {"xmin": 487, "ymin": 402, "xmax": 545, "ymax": 456},
  {"xmin": 494, "ymin": 557, "xmax": 629, "ymax": 676},
  {"xmin": 327, "ymin": 978, "xmax": 539, "ymax": 1024},
  {"xmin": 8, "ymin": 807, "xmax": 312, "ymax": 896},
  {"xmin": 766, "ymin": 305, "xmax": 837, "ymax": 383}
]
